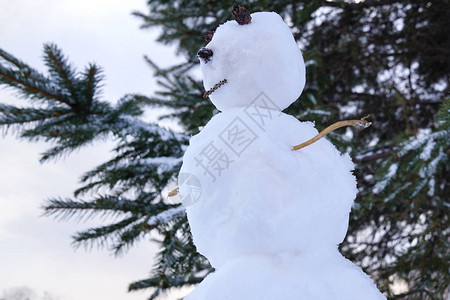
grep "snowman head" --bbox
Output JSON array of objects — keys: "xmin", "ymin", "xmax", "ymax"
[{"xmin": 199, "ymin": 5, "xmax": 306, "ymax": 111}]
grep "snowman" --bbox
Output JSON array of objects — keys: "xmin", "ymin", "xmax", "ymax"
[{"xmin": 178, "ymin": 5, "xmax": 386, "ymax": 300}]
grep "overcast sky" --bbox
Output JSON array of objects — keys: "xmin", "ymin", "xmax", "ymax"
[{"xmin": 0, "ymin": 1, "xmax": 190, "ymax": 299}]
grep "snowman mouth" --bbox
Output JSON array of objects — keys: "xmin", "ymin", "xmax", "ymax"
[{"xmin": 203, "ymin": 79, "xmax": 228, "ymax": 98}]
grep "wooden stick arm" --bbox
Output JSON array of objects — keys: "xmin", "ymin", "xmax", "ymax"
[
  {"xmin": 168, "ymin": 187, "xmax": 179, "ymax": 197},
  {"xmin": 292, "ymin": 115, "xmax": 371, "ymax": 151}
]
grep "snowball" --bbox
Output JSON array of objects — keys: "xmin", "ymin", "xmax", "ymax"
[
  {"xmin": 200, "ymin": 12, "xmax": 305, "ymax": 111},
  {"xmin": 185, "ymin": 251, "xmax": 384, "ymax": 300},
  {"xmin": 180, "ymin": 108, "xmax": 357, "ymax": 267}
]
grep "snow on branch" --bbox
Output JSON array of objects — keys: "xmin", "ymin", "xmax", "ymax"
[
  {"xmin": 373, "ymin": 163, "xmax": 398, "ymax": 194},
  {"xmin": 147, "ymin": 206, "xmax": 186, "ymax": 226},
  {"xmin": 106, "ymin": 156, "xmax": 183, "ymax": 175},
  {"xmin": 397, "ymin": 130, "xmax": 447, "ymax": 157},
  {"xmin": 116, "ymin": 115, "xmax": 187, "ymax": 142},
  {"xmin": 354, "ymin": 147, "xmax": 398, "ymax": 162}
]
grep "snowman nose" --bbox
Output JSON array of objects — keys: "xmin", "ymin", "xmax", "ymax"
[{"xmin": 197, "ymin": 47, "xmax": 213, "ymax": 63}]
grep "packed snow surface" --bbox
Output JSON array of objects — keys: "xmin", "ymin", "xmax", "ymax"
[
  {"xmin": 179, "ymin": 10, "xmax": 385, "ymax": 300},
  {"xmin": 182, "ymin": 110, "xmax": 356, "ymax": 265}
]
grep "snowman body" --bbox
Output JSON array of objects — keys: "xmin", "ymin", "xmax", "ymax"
[{"xmin": 179, "ymin": 11, "xmax": 385, "ymax": 300}]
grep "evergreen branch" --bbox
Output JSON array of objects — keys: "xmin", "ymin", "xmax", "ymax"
[
  {"xmin": 0, "ymin": 48, "xmax": 48, "ymax": 85},
  {"xmin": 113, "ymin": 114, "xmax": 188, "ymax": 143},
  {"xmin": 80, "ymin": 63, "xmax": 104, "ymax": 108},
  {"xmin": 128, "ymin": 275, "xmax": 204, "ymax": 292},
  {"xmin": 45, "ymin": 195, "xmax": 182, "ymax": 223},
  {"xmin": 128, "ymin": 278, "xmax": 159, "ymax": 291},
  {"xmin": 43, "ymin": 198, "xmax": 94, "ymax": 221},
  {"xmin": 146, "ymin": 206, "xmax": 185, "ymax": 227},
  {"xmin": 320, "ymin": 0, "xmax": 426, "ymax": 9},
  {"xmin": 73, "ymin": 180, "xmax": 105, "ymax": 197},
  {"xmin": 354, "ymin": 147, "xmax": 398, "ymax": 162},
  {"xmin": 0, "ymin": 104, "xmax": 70, "ymax": 126},
  {"xmin": 43, "ymin": 196, "xmax": 141, "ymax": 221},
  {"xmin": 0, "ymin": 48, "xmax": 27, "ymax": 68},
  {"xmin": 39, "ymin": 144, "xmax": 79, "ymax": 162},
  {"xmin": 20, "ymin": 117, "xmax": 100, "ymax": 142},
  {"xmin": 112, "ymin": 221, "xmax": 152, "ymax": 255},
  {"xmin": 74, "ymin": 151, "xmax": 182, "ymax": 196},
  {"xmin": 0, "ymin": 64, "xmax": 70, "ymax": 104},
  {"xmin": 85, "ymin": 66, "xmax": 96, "ymax": 107},
  {"xmin": 72, "ymin": 216, "xmax": 140, "ymax": 250},
  {"xmin": 129, "ymin": 94, "xmax": 182, "ymax": 108},
  {"xmin": 43, "ymin": 43, "xmax": 79, "ymax": 103},
  {"xmin": 114, "ymin": 94, "xmax": 145, "ymax": 116},
  {"xmin": 56, "ymin": 201, "xmax": 185, "ymax": 255}
]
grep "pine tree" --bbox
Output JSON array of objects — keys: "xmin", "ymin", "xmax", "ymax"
[
  {"xmin": 0, "ymin": 44, "xmax": 209, "ymax": 298},
  {"xmin": 1, "ymin": 1, "xmax": 448, "ymax": 299}
]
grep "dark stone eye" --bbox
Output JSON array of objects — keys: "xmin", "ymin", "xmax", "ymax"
[
  {"xmin": 197, "ymin": 48, "xmax": 213, "ymax": 63},
  {"xmin": 204, "ymin": 31, "xmax": 214, "ymax": 43}
]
